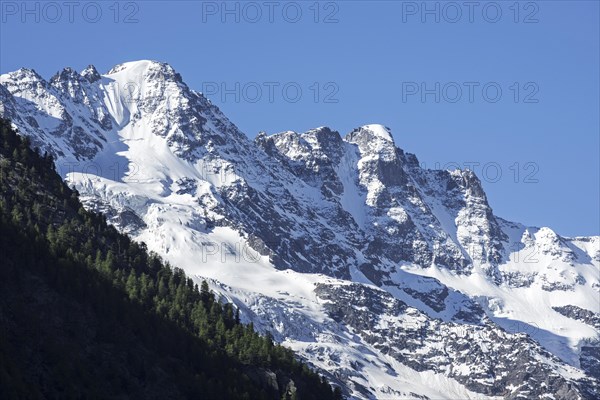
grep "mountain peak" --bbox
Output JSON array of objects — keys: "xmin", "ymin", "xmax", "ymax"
[
  {"xmin": 50, "ymin": 67, "xmax": 81, "ymax": 84},
  {"xmin": 345, "ymin": 124, "xmax": 395, "ymax": 145},
  {"xmin": 107, "ymin": 59, "xmax": 159, "ymax": 74},
  {"xmin": 81, "ymin": 65, "xmax": 101, "ymax": 83},
  {"xmin": 107, "ymin": 60, "xmax": 180, "ymax": 80},
  {"xmin": 1, "ymin": 67, "xmax": 44, "ymax": 83},
  {"xmin": 105, "ymin": 60, "xmax": 185, "ymax": 90},
  {"xmin": 363, "ymin": 124, "xmax": 393, "ymax": 141},
  {"xmin": 301, "ymin": 127, "xmax": 344, "ymax": 159},
  {"xmin": 345, "ymin": 124, "xmax": 398, "ymax": 160},
  {"xmin": 302, "ymin": 126, "xmax": 341, "ymax": 141}
]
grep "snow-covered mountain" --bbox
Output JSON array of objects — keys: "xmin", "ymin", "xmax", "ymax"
[{"xmin": 1, "ymin": 60, "xmax": 598, "ymax": 399}]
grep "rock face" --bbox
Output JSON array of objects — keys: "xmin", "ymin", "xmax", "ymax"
[
  {"xmin": 2, "ymin": 60, "xmax": 599, "ymax": 399},
  {"xmin": 315, "ymin": 283, "xmax": 591, "ymax": 399},
  {"xmin": 553, "ymin": 305, "xmax": 600, "ymax": 331}
]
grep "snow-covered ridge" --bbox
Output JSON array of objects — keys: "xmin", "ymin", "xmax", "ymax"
[{"xmin": 1, "ymin": 60, "xmax": 598, "ymax": 399}]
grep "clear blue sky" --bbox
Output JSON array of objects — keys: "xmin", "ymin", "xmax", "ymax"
[{"xmin": 1, "ymin": 1, "xmax": 598, "ymax": 236}]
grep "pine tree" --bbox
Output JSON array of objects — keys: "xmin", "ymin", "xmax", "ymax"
[
  {"xmin": 200, "ymin": 280, "xmax": 211, "ymax": 306},
  {"xmin": 333, "ymin": 386, "xmax": 344, "ymax": 400},
  {"xmin": 126, "ymin": 271, "xmax": 138, "ymax": 301}
]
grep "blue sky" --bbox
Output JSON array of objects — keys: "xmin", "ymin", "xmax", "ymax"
[{"xmin": 1, "ymin": 1, "xmax": 598, "ymax": 236}]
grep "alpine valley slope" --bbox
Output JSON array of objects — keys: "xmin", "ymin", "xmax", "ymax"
[{"xmin": 1, "ymin": 60, "xmax": 598, "ymax": 399}]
